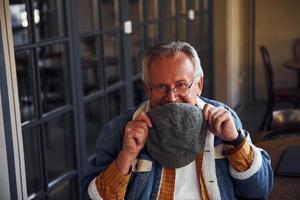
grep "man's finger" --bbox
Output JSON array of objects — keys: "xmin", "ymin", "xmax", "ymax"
[
  {"xmin": 211, "ymin": 109, "xmax": 226, "ymax": 131},
  {"xmin": 135, "ymin": 112, "xmax": 152, "ymax": 127},
  {"xmin": 214, "ymin": 111, "xmax": 231, "ymax": 133},
  {"xmin": 205, "ymin": 105, "xmax": 219, "ymax": 129},
  {"xmin": 203, "ymin": 103, "xmax": 214, "ymax": 120}
]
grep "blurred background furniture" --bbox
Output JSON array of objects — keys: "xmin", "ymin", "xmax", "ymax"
[
  {"xmin": 254, "ymin": 109, "xmax": 300, "ymax": 142},
  {"xmin": 271, "ymin": 109, "xmax": 300, "ymax": 130},
  {"xmin": 259, "ymin": 46, "xmax": 300, "ymax": 131},
  {"xmin": 293, "ymin": 38, "xmax": 300, "ymax": 61},
  {"xmin": 283, "ymin": 60, "xmax": 300, "ymax": 87},
  {"xmin": 284, "ymin": 38, "xmax": 300, "ymax": 88}
]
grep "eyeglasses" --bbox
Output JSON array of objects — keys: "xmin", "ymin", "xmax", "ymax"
[{"xmin": 149, "ymin": 80, "xmax": 194, "ymax": 98}]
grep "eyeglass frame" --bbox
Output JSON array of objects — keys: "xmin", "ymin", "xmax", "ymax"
[{"xmin": 148, "ymin": 79, "xmax": 195, "ymax": 98}]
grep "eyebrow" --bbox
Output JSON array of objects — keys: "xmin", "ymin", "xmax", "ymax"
[
  {"xmin": 175, "ymin": 80, "xmax": 189, "ymax": 83},
  {"xmin": 151, "ymin": 79, "xmax": 189, "ymax": 85}
]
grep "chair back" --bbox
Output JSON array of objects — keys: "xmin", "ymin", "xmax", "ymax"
[
  {"xmin": 260, "ymin": 46, "xmax": 274, "ymax": 98},
  {"xmin": 293, "ymin": 38, "xmax": 300, "ymax": 61},
  {"xmin": 262, "ymin": 109, "xmax": 300, "ymax": 140},
  {"xmin": 271, "ymin": 109, "xmax": 300, "ymax": 130},
  {"xmin": 262, "ymin": 129, "xmax": 300, "ymax": 140}
]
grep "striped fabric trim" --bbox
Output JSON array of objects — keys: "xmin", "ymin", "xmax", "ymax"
[
  {"xmin": 88, "ymin": 177, "xmax": 104, "ymax": 200},
  {"xmin": 95, "ymin": 161, "xmax": 130, "ymax": 200},
  {"xmin": 226, "ymin": 140, "xmax": 254, "ymax": 172},
  {"xmin": 158, "ymin": 168, "xmax": 176, "ymax": 200},
  {"xmin": 196, "ymin": 153, "xmax": 209, "ymax": 200},
  {"xmin": 229, "ymin": 144, "xmax": 262, "ymax": 180}
]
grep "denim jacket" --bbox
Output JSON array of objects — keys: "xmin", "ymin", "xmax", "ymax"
[{"xmin": 81, "ymin": 97, "xmax": 273, "ymax": 200}]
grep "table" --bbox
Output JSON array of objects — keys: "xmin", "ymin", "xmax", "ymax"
[
  {"xmin": 283, "ymin": 60, "xmax": 300, "ymax": 87},
  {"xmin": 256, "ymin": 137, "xmax": 300, "ymax": 200}
]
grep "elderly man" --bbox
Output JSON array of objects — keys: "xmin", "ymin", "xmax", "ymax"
[{"xmin": 82, "ymin": 41, "xmax": 273, "ymax": 200}]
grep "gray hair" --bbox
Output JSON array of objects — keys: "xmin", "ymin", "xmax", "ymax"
[{"xmin": 141, "ymin": 41, "xmax": 203, "ymax": 84}]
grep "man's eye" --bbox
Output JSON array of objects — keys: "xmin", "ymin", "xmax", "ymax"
[
  {"xmin": 156, "ymin": 85, "xmax": 168, "ymax": 91},
  {"xmin": 176, "ymin": 83, "xmax": 188, "ymax": 88}
]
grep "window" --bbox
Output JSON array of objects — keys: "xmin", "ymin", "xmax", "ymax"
[
  {"xmin": 10, "ymin": 0, "xmax": 77, "ymax": 198},
  {"xmin": 8, "ymin": 0, "xmax": 213, "ymax": 198}
]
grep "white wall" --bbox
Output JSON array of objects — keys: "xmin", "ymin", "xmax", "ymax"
[
  {"xmin": 227, "ymin": 0, "xmax": 242, "ymax": 107},
  {"xmin": 214, "ymin": 0, "xmax": 245, "ymax": 108},
  {"xmin": 255, "ymin": 0, "xmax": 300, "ymax": 100}
]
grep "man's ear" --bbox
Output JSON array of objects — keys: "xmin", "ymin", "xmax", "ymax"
[{"xmin": 197, "ymin": 76, "xmax": 204, "ymax": 96}]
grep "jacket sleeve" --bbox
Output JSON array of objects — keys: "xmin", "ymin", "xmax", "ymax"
[
  {"xmin": 225, "ymin": 118, "xmax": 273, "ymax": 197},
  {"xmin": 228, "ymin": 135, "xmax": 273, "ymax": 198},
  {"xmin": 226, "ymin": 113, "xmax": 273, "ymax": 198},
  {"xmin": 201, "ymin": 97, "xmax": 273, "ymax": 198},
  {"xmin": 225, "ymin": 132, "xmax": 273, "ymax": 198},
  {"xmin": 88, "ymin": 161, "xmax": 131, "ymax": 200},
  {"xmin": 81, "ymin": 110, "xmax": 134, "ymax": 199},
  {"xmin": 225, "ymin": 137, "xmax": 254, "ymax": 172}
]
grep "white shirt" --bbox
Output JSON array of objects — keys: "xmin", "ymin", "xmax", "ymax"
[{"xmin": 174, "ymin": 160, "xmax": 202, "ymax": 200}]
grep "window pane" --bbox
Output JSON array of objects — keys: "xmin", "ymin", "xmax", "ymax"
[
  {"xmin": 203, "ymin": 0, "xmax": 209, "ymax": 11},
  {"xmin": 191, "ymin": 0, "xmax": 209, "ymax": 12},
  {"xmin": 178, "ymin": 0, "xmax": 186, "ymax": 14},
  {"xmin": 77, "ymin": 0, "xmax": 99, "ymax": 33},
  {"xmin": 165, "ymin": 0, "xmax": 176, "ymax": 18},
  {"xmin": 23, "ymin": 127, "xmax": 43, "ymax": 196},
  {"xmin": 103, "ymin": 33, "xmax": 121, "ymax": 85},
  {"xmin": 146, "ymin": 23, "xmax": 159, "ymax": 48},
  {"xmin": 190, "ymin": 14, "xmax": 210, "ymax": 47},
  {"xmin": 37, "ymin": 43, "xmax": 70, "ymax": 113},
  {"xmin": 129, "ymin": 0, "xmax": 143, "ymax": 23},
  {"xmin": 199, "ymin": 49, "xmax": 211, "ymax": 75},
  {"xmin": 80, "ymin": 36, "xmax": 103, "ymax": 95},
  {"xmin": 101, "ymin": 0, "xmax": 119, "ymax": 28},
  {"xmin": 133, "ymin": 79, "xmax": 145, "ymax": 106},
  {"xmin": 146, "ymin": 0, "xmax": 158, "ymax": 20},
  {"xmin": 10, "ymin": 1, "xmax": 30, "ymax": 46},
  {"xmin": 164, "ymin": 20, "xmax": 176, "ymax": 41},
  {"xmin": 178, "ymin": 17, "xmax": 186, "ymax": 41},
  {"xmin": 190, "ymin": 14, "xmax": 201, "ymax": 49},
  {"xmin": 198, "ymin": 48, "xmax": 212, "ymax": 98},
  {"xmin": 108, "ymin": 88, "xmax": 125, "ymax": 120},
  {"xmin": 15, "ymin": 50, "xmax": 36, "ymax": 123},
  {"xmin": 48, "ymin": 178, "xmax": 78, "ymax": 200},
  {"xmin": 131, "ymin": 26, "xmax": 144, "ymax": 75},
  {"xmin": 44, "ymin": 112, "xmax": 76, "ymax": 182},
  {"xmin": 191, "ymin": 0, "xmax": 200, "ymax": 12},
  {"xmin": 200, "ymin": 14, "xmax": 210, "ymax": 46},
  {"xmin": 33, "ymin": 0, "xmax": 66, "ymax": 41},
  {"xmin": 85, "ymin": 98, "xmax": 106, "ymax": 157}
]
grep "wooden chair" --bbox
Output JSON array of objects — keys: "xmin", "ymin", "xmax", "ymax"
[
  {"xmin": 259, "ymin": 46, "xmax": 300, "ymax": 131},
  {"xmin": 293, "ymin": 38, "xmax": 300, "ymax": 61},
  {"xmin": 263, "ymin": 109, "xmax": 300, "ymax": 140},
  {"xmin": 261, "ymin": 128, "xmax": 300, "ymax": 141},
  {"xmin": 254, "ymin": 109, "xmax": 300, "ymax": 142},
  {"xmin": 271, "ymin": 109, "xmax": 300, "ymax": 130}
]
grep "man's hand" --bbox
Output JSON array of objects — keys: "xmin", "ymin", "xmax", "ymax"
[
  {"xmin": 203, "ymin": 104, "xmax": 238, "ymax": 141},
  {"xmin": 116, "ymin": 112, "xmax": 152, "ymax": 175}
]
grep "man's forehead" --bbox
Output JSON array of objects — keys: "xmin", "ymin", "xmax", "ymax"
[
  {"xmin": 150, "ymin": 52, "xmax": 192, "ymax": 63},
  {"xmin": 148, "ymin": 73, "xmax": 194, "ymax": 85}
]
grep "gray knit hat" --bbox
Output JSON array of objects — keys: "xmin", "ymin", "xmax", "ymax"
[{"xmin": 147, "ymin": 103, "xmax": 207, "ymax": 168}]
